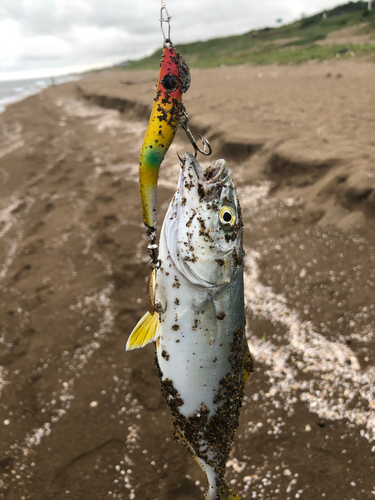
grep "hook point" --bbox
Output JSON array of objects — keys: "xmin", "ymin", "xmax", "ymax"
[
  {"xmin": 177, "ymin": 152, "xmax": 184, "ymax": 163},
  {"xmin": 180, "ymin": 114, "xmax": 212, "ymax": 158}
]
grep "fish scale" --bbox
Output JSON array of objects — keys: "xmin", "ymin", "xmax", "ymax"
[{"xmin": 156, "ymin": 271, "xmax": 240, "ymax": 417}]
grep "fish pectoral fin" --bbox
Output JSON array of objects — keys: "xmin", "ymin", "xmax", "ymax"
[{"xmin": 126, "ymin": 312, "xmax": 160, "ymax": 351}]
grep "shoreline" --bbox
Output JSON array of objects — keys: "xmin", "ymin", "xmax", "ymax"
[{"xmin": 0, "ymin": 74, "xmax": 80, "ymax": 114}]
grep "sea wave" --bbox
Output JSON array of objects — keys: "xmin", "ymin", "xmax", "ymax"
[{"xmin": 0, "ymin": 74, "xmax": 80, "ymax": 113}]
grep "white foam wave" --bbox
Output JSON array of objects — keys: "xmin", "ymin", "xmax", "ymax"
[
  {"xmin": 244, "ymin": 248, "xmax": 375, "ymax": 442},
  {"xmin": 0, "ymin": 195, "xmax": 35, "ymax": 282},
  {"xmin": 21, "ymin": 282, "xmax": 115, "ymax": 454}
]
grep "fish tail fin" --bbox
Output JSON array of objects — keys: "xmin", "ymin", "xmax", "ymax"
[
  {"xmin": 222, "ymin": 488, "xmax": 241, "ymax": 500},
  {"xmin": 126, "ymin": 311, "xmax": 160, "ymax": 350},
  {"xmin": 204, "ymin": 485, "xmax": 241, "ymax": 500},
  {"xmin": 174, "ymin": 428, "xmax": 242, "ymax": 500},
  {"xmin": 198, "ymin": 462, "xmax": 241, "ymax": 500}
]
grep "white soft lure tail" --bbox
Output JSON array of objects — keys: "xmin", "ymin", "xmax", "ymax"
[{"xmin": 127, "ymin": 152, "xmax": 252, "ymax": 500}]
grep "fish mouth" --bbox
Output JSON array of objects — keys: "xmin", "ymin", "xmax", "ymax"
[
  {"xmin": 187, "ymin": 154, "xmax": 229, "ymax": 201},
  {"xmin": 176, "ymin": 153, "xmax": 230, "ymax": 203}
]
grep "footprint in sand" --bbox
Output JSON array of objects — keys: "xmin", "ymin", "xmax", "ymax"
[
  {"xmin": 29, "ymin": 220, "xmax": 45, "ymax": 235},
  {"xmin": 57, "ymin": 175, "xmax": 69, "ymax": 184},
  {"xmin": 13, "ymin": 263, "xmax": 32, "ymax": 282},
  {"xmin": 44, "ymin": 202, "xmax": 54, "ymax": 212},
  {"xmin": 95, "ymin": 194, "xmax": 114, "ymax": 204},
  {"xmin": 93, "ymin": 214, "xmax": 119, "ymax": 230},
  {"xmin": 96, "ymin": 233, "xmax": 117, "ymax": 247}
]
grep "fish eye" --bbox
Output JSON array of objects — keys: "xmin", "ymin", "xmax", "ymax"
[
  {"xmin": 161, "ymin": 74, "xmax": 179, "ymax": 92},
  {"xmin": 219, "ymin": 206, "xmax": 236, "ymax": 227}
]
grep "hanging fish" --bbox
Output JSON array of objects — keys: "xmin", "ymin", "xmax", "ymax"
[
  {"xmin": 127, "ymin": 152, "xmax": 253, "ymax": 500},
  {"xmin": 139, "ymin": 46, "xmax": 190, "ymax": 230}
]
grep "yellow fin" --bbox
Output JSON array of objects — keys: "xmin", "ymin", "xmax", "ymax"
[
  {"xmin": 225, "ymin": 490, "xmax": 241, "ymax": 500},
  {"xmin": 126, "ymin": 312, "xmax": 160, "ymax": 351},
  {"xmin": 205, "ymin": 487, "xmax": 241, "ymax": 500}
]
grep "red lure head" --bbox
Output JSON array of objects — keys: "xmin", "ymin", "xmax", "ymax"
[{"xmin": 157, "ymin": 47, "xmax": 190, "ymax": 103}]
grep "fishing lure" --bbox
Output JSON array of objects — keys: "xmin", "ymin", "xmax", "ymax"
[
  {"xmin": 139, "ymin": 45, "xmax": 189, "ymax": 231},
  {"xmin": 139, "ymin": 5, "xmax": 211, "ymax": 237}
]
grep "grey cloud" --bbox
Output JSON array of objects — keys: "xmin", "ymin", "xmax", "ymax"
[
  {"xmin": 2, "ymin": 0, "xmax": 157, "ymax": 36},
  {"xmin": 0, "ymin": 0, "xmax": 346, "ymax": 79}
]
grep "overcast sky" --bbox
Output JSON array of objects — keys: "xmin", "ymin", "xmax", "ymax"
[{"xmin": 0, "ymin": 0, "xmax": 351, "ymax": 81}]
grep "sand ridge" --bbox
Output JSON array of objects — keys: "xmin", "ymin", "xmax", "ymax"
[{"xmin": 79, "ymin": 59, "xmax": 375, "ymax": 231}]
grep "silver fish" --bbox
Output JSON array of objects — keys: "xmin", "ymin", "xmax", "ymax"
[{"xmin": 127, "ymin": 152, "xmax": 253, "ymax": 500}]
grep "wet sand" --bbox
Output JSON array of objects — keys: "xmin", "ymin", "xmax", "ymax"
[{"xmin": 0, "ymin": 59, "xmax": 375, "ymax": 499}]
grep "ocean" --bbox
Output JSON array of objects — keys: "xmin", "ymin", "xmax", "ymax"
[{"xmin": 0, "ymin": 74, "xmax": 80, "ymax": 113}]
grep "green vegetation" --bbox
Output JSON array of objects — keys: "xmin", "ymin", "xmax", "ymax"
[{"xmin": 125, "ymin": 1, "xmax": 375, "ymax": 70}]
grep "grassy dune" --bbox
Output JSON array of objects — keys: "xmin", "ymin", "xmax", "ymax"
[{"xmin": 126, "ymin": 1, "xmax": 375, "ymax": 70}]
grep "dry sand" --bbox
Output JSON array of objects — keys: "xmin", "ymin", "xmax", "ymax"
[{"xmin": 0, "ymin": 59, "xmax": 375, "ymax": 499}]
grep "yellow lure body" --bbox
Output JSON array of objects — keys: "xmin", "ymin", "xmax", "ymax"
[{"xmin": 139, "ymin": 47, "xmax": 190, "ymax": 229}]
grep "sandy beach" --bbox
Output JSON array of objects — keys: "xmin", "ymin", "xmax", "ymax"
[{"xmin": 0, "ymin": 59, "xmax": 375, "ymax": 499}]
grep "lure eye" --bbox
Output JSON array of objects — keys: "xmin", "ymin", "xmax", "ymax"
[
  {"xmin": 161, "ymin": 73, "xmax": 179, "ymax": 92},
  {"xmin": 219, "ymin": 206, "xmax": 236, "ymax": 227}
]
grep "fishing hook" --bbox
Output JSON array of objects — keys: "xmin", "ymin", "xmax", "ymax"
[
  {"xmin": 179, "ymin": 110, "xmax": 212, "ymax": 158},
  {"xmin": 160, "ymin": 5, "xmax": 172, "ymax": 47},
  {"xmin": 177, "ymin": 152, "xmax": 185, "ymax": 163}
]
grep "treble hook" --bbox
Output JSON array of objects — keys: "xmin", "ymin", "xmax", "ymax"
[
  {"xmin": 160, "ymin": 5, "xmax": 172, "ymax": 47},
  {"xmin": 179, "ymin": 111, "xmax": 212, "ymax": 158}
]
